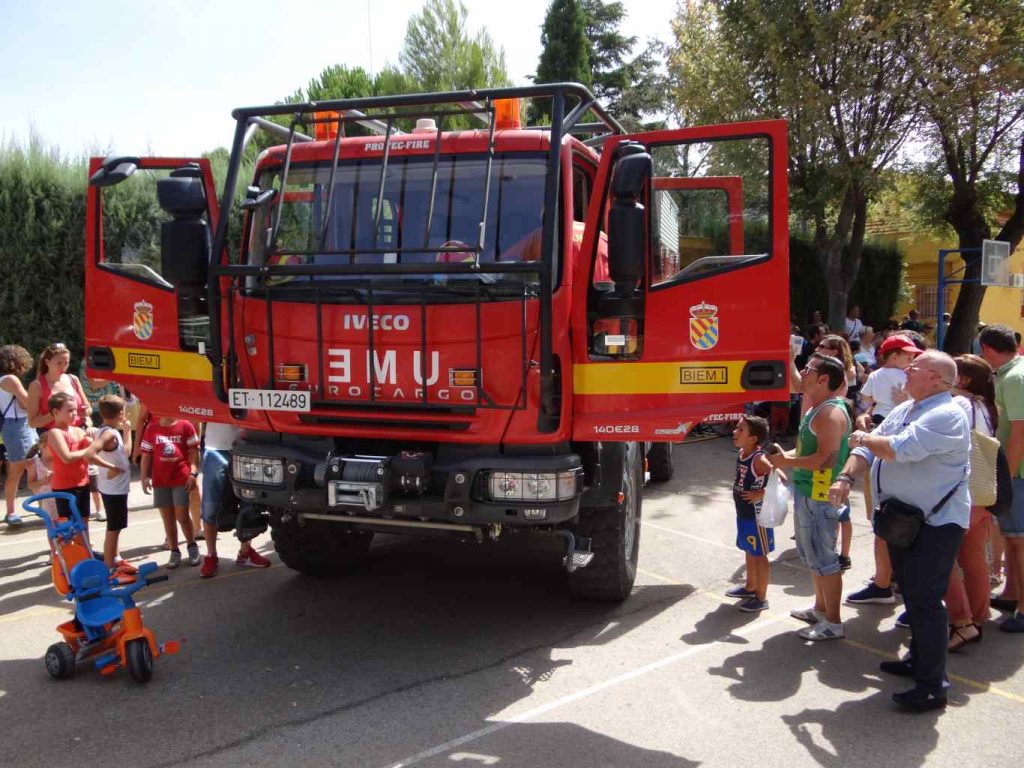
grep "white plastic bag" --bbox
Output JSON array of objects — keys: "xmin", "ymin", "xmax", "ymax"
[{"xmin": 757, "ymin": 469, "xmax": 792, "ymax": 528}]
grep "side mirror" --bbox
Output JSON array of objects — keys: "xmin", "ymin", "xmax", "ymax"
[
  {"xmin": 607, "ymin": 150, "xmax": 651, "ymax": 290},
  {"xmin": 240, "ymin": 186, "xmax": 278, "ymax": 211},
  {"xmin": 157, "ymin": 172, "xmax": 207, "ymax": 217},
  {"xmin": 88, "ymin": 156, "xmax": 140, "ymax": 188}
]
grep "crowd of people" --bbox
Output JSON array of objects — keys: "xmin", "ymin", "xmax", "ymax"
[
  {"xmin": 732, "ymin": 309, "xmax": 1024, "ymax": 712},
  {"xmin": 0, "ymin": 342, "xmax": 269, "ymax": 581}
]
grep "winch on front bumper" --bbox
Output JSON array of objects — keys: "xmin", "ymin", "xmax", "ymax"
[{"xmin": 230, "ymin": 444, "xmax": 584, "ymax": 528}]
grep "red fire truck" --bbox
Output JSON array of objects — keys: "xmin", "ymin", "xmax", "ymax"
[{"xmin": 85, "ymin": 84, "xmax": 789, "ymax": 600}]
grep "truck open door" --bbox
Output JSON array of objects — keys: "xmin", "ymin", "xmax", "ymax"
[
  {"xmin": 84, "ymin": 156, "xmax": 267, "ymax": 426},
  {"xmin": 571, "ymin": 120, "xmax": 790, "ymax": 441}
]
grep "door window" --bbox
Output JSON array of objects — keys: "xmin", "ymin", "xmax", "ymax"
[
  {"xmin": 648, "ymin": 136, "xmax": 772, "ymax": 287},
  {"xmin": 98, "ymin": 168, "xmax": 178, "ymax": 289}
]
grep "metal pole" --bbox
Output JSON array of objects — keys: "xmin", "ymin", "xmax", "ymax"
[{"xmin": 936, "ymin": 250, "xmax": 948, "ymax": 351}]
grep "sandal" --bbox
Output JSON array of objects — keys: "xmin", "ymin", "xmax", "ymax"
[{"xmin": 948, "ymin": 623, "xmax": 982, "ymax": 653}]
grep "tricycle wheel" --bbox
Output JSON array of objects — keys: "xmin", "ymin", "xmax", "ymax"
[
  {"xmin": 44, "ymin": 642, "xmax": 76, "ymax": 679},
  {"xmin": 126, "ymin": 638, "xmax": 153, "ymax": 683}
]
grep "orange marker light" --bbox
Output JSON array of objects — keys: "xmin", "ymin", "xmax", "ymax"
[
  {"xmin": 276, "ymin": 363, "xmax": 308, "ymax": 383},
  {"xmin": 314, "ymin": 111, "xmax": 340, "ymax": 140},
  {"xmin": 494, "ymin": 98, "xmax": 521, "ymax": 130}
]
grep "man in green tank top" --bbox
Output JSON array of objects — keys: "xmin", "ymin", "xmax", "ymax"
[{"xmin": 768, "ymin": 353, "xmax": 852, "ymax": 640}]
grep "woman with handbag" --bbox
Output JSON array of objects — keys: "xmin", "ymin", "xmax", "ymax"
[{"xmin": 944, "ymin": 355, "xmax": 998, "ymax": 651}]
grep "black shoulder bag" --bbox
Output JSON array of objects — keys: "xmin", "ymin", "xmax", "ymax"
[{"xmin": 873, "ymin": 462, "xmax": 965, "ymax": 549}]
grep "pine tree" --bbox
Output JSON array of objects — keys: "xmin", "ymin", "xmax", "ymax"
[{"xmin": 531, "ymin": 0, "xmax": 591, "ymax": 124}]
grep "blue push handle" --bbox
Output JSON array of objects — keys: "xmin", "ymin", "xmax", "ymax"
[{"xmin": 22, "ymin": 492, "xmax": 85, "ymax": 543}]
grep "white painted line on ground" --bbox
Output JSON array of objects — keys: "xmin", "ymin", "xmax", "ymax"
[
  {"xmin": 381, "ymin": 615, "xmax": 781, "ymax": 768},
  {"xmin": 0, "ymin": 516, "xmax": 164, "ymax": 550}
]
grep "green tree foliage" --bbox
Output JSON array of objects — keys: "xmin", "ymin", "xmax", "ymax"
[
  {"xmin": 530, "ymin": 0, "xmax": 591, "ymax": 123},
  {"xmin": 400, "ymin": 0, "xmax": 510, "ymax": 92},
  {"xmin": 0, "ymin": 139, "xmax": 88, "ymax": 367},
  {"xmin": 581, "ymin": 0, "xmax": 630, "ymax": 102},
  {"xmin": 580, "ymin": 0, "xmax": 665, "ymax": 123},
  {"xmin": 669, "ymin": 1, "xmax": 919, "ymax": 333},
  {"xmin": 904, "ymin": 0, "xmax": 1024, "ymax": 353},
  {"xmin": 790, "ymin": 237, "xmax": 905, "ymax": 332}
]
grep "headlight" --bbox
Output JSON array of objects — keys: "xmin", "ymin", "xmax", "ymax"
[
  {"xmin": 486, "ymin": 470, "xmax": 578, "ymax": 502},
  {"xmin": 232, "ymin": 455, "xmax": 284, "ymax": 485}
]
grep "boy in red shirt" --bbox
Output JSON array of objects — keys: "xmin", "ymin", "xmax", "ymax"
[{"xmin": 140, "ymin": 417, "xmax": 201, "ymax": 569}]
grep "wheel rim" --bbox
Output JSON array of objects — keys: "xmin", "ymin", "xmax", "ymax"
[
  {"xmin": 623, "ymin": 450, "xmax": 638, "ymax": 560},
  {"xmin": 45, "ymin": 651, "xmax": 61, "ymax": 676}
]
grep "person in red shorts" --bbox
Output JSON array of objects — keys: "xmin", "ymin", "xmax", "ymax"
[{"xmin": 140, "ymin": 416, "xmax": 201, "ymax": 569}]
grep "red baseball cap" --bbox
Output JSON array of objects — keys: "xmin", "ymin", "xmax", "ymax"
[{"xmin": 879, "ymin": 335, "xmax": 922, "ymax": 356}]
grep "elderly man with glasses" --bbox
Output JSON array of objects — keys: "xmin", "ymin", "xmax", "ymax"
[{"xmin": 829, "ymin": 350, "xmax": 970, "ymax": 712}]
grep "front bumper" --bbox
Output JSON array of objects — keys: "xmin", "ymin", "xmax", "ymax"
[{"xmin": 230, "ymin": 442, "xmax": 583, "ymax": 528}]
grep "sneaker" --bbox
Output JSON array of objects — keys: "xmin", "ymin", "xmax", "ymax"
[
  {"xmin": 838, "ymin": 555, "xmax": 852, "ymax": 571},
  {"xmin": 846, "ymin": 582, "xmax": 895, "ymax": 605},
  {"xmin": 790, "ymin": 607, "xmax": 825, "ymax": 625},
  {"xmin": 895, "ymin": 611, "xmax": 911, "ymax": 629},
  {"xmin": 3, "ymin": 513, "xmax": 23, "ymax": 526},
  {"xmin": 200, "ymin": 556, "xmax": 219, "ymax": 579},
  {"xmin": 166, "ymin": 549, "xmax": 182, "ymax": 569},
  {"xmin": 797, "ymin": 620, "xmax": 845, "ymax": 641},
  {"xmin": 725, "ymin": 586, "xmax": 756, "ymax": 599},
  {"xmin": 999, "ymin": 612, "xmax": 1024, "ymax": 633},
  {"xmin": 95, "ymin": 508, "xmax": 107, "ymax": 522},
  {"xmin": 186, "ymin": 541, "xmax": 201, "ymax": 566},
  {"xmin": 237, "ymin": 548, "xmax": 271, "ymax": 568},
  {"xmin": 892, "ymin": 688, "xmax": 946, "ymax": 712},
  {"xmin": 738, "ymin": 597, "xmax": 769, "ymax": 613},
  {"xmin": 879, "ymin": 659, "xmax": 915, "ymax": 677}
]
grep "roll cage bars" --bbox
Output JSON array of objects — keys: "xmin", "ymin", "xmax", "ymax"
[{"xmin": 208, "ymin": 83, "xmax": 623, "ymax": 431}]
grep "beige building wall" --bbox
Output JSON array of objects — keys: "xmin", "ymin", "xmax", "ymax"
[{"xmin": 874, "ymin": 230, "xmax": 1024, "ymax": 333}]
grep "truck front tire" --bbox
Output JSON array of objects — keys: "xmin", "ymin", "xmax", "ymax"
[
  {"xmin": 569, "ymin": 441, "xmax": 642, "ymax": 602},
  {"xmin": 271, "ymin": 516, "xmax": 374, "ymax": 578}
]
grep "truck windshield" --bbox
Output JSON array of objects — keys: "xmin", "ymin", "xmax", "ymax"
[{"xmin": 248, "ymin": 152, "xmax": 550, "ymax": 289}]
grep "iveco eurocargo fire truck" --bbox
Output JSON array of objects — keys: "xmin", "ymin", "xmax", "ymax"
[{"xmin": 85, "ymin": 84, "xmax": 789, "ymax": 600}]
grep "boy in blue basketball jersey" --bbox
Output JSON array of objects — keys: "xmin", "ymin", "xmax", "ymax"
[{"xmin": 727, "ymin": 415, "xmax": 775, "ymax": 612}]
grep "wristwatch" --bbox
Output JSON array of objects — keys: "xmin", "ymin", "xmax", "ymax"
[{"xmin": 836, "ymin": 472, "xmax": 854, "ymax": 486}]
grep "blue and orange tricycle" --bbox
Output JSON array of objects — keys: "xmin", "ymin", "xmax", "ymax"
[{"xmin": 23, "ymin": 492, "xmax": 180, "ymax": 682}]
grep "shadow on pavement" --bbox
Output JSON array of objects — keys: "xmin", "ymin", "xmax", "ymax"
[{"xmin": 0, "ymin": 533, "xmax": 697, "ymax": 768}]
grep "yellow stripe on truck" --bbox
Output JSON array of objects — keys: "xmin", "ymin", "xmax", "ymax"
[
  {"xmin": 111, "ymin": 347, "xmax": 212, "ymax": 381},
  {"xmin": 573, "ymin": 361, "xmax": 748, "ymax": 395}
]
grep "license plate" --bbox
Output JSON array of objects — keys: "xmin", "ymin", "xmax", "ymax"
[{"xmin": 228, "ymin": 388, "xmax": 310, "ymax": 412}]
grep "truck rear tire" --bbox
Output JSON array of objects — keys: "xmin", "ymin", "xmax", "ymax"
[
  {"xmin": 271, "ymin": 517, "xmax": 374, "ymax": 578},
  {"xmin": 646, "ymin": 442, "xmax": 674, "ymax": 483},
  {"xmin": 569, "ymin": 441, "xmax": 642, "ymax": 602}
]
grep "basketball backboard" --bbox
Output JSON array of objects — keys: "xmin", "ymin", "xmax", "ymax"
[{"xmin": 982, "ymin": 239, "xmax": 1011, "ymax": 287}]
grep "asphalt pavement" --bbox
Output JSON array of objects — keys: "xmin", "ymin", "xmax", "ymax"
[{"xmin": 1, "ymin": 436, "xmax": 1022, "ymax": 768}]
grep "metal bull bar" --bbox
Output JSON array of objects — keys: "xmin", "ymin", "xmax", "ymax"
[{"xmin": 207, "ymin": 83, "xmax": 622, "ymax": 433}]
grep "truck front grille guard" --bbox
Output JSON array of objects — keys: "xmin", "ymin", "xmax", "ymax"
[
  {"xmin": 208, "ymin": 84, "xmax": 622, "ymax": 432},
  {"xmin": 233, "ymin": 272, "xmax": 540, "ymax": 417}
]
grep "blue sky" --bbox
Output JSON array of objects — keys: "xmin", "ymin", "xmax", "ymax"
[{"xmin": 1, "ymin": 0, "xmax": 679, "ymax": 158}]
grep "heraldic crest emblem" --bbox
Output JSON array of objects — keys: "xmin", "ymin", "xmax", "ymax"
[
  {"xmin": 689, "ymin": 301, "xmax": 719, "ymax": 350},
  {"xmin": 133, "ymin": 300, "xmax": 154, "ymax": 341}
]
